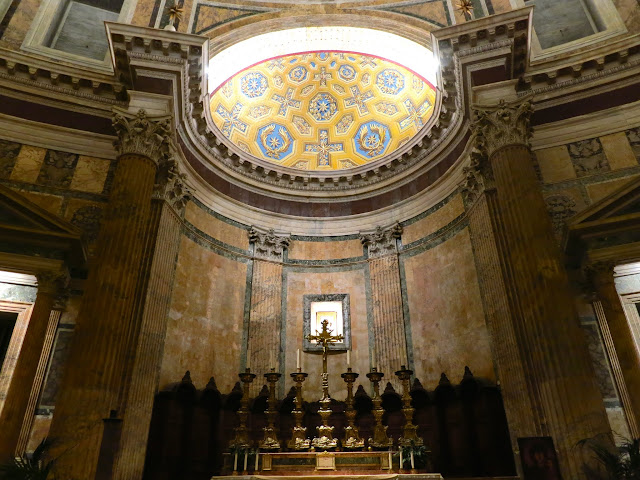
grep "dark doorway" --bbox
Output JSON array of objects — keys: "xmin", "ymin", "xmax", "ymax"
[{"xmin": 0, "ymin": 311, "xmax": 18, "ymax": 371}]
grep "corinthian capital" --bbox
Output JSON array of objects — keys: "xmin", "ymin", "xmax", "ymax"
[
  {"xmin": 460, "ymin": 147, "xmax": 494, "ymax": 206},
  {"xmin": 249, "ymin": 227, "xmax": 291, "ymax": 261},
  {"xmin": 153, "ymin": 159, "xmax": 190, "ymax": 215},
  {"xmin": 472, "ymin": 100, "xmax": 533, "ymax": 158},
  {"xmin": 112, "ymin": 109, "xmax": 172, "ymax": 163},
  {"xmin": 360, "ymin": 223, "xmax": 402, "ymax": 258}
]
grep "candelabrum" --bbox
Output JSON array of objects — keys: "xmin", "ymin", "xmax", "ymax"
[
  {"xmin": 341, "ymin": 368, "xmax": 365, "ymax": 450},
  {"xmin": 229, "ymin": 368, "xmax": 256, "ymax": 449},
  {"xmin": 311, "ymin": 372, "xmax": 339, "ymax": 450},
  {"xmin": 366, "ymin": 368, "xmax": 392, "ymax": 449},
  {"xmin": 395, "ymin": 365, "xmax": 423, "ymax": 447},
  {"xmin": 259, "ymin": 368, "xmax": 281, "ymax": 450},
  {"xmin": 288, "ymin": 370, "xmax": 311, "ymax": 450}
]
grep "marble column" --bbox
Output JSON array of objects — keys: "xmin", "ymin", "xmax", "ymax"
[
  {"xmin": 0, "ymin": 271, "xmax": 64, "ymax": 459},
  {"xmin": 246, "ymin": 228, "xmax": 289, "ymax": 397},
  {"xmin": 47, "ymin": 109, "xmax": 171, "ymax": 480},
  {"xmin": 361, "ymin": 224, "xmax": 407, "ymax": 389},
  {"xmin": 462, "ymin": 155, "xmax": 540, "ymax": 466},
  {"xmin": 473, "ymin": 100, "xmax": 611, "ymax": 478},
  {"xmin": 588, "ymin": 262, "xmax": 640, "ymax": 437},
  {"xmin": 111, "ymin": 160, "xmax": 189, "ymax": 480}
]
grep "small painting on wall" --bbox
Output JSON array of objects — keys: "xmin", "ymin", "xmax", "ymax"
[
  {"xmin": 303, "ymin": 294, "xmax": 350, "ymax": 352},
  {"xmin": 518, "ymin": 436, "xmax": 563, "ymax": 480}
]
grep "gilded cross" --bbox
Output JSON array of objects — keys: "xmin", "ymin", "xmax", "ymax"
[
  {"xmin": 306, "ymin": 319, "xmax": 344, "ymax": 372},
  {"xmin": 344, "ymin": 85, "xmax": 374, "ymax": 115},
  {"xmin": 272, "ymin": 88, "xmax": 301, "ymax": 116},
  {"xmin": 215, "ymin": 103, "xmax": 248, "ymax": 138},
  {"xmin": 314, "ymin": 67, "xmax": 333, "ymax": 87},
  {"xmin": 305, "ymin": 130, "xmax": 343, "ymax": 167},
  {"xmin": 399, "ymin": 98, "xmax": 432, "ymax": 130}
]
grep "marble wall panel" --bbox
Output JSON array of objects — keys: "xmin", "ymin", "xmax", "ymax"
[
  {"xmin": 10, "ymin": 145, "xmax": 47, "ymax": 184},
  {"xmin": 161, "ymin": 236, "xmax": 247, "ymax": 392},
  {"xmin": 402, "ymin": 194, "xmax": 464, "ymax": 245},
  {"xmin": 288, "ymin": 238, "xmax": 363, "ymax": 261},
  {"xmin": 568, "ymin": 138, "xmax": 610, "ymax": 178},
  {"xmin": 69, "ymin": 156, "xmax": 111, "ymax": 193},
  {"xmin": 535, "ymin": 145, "xmax": 576, "ymax": 184},
  {"xmin": 403, "ymin": 228, "xmax": 494, "ymax": 388},
  {"xmin": 36, "ymin": 150, "xmax": 79, "ymax": 189},
  {"xmin": 626, "ymin": 127, "xmax": 640, "ymax": 159},
  {"xmin": 185, "ymin": 202, "xmax": 249, "ymax": 251},
  {"xmin": 601, "ymin": 132, "xmax": 639, "ymax": 171},
  {"xmin": 39, "ymin": 328, "xmax": 74, "ymax": 407},
  {"xmin": 283, "ymin": 267, "xmax": 368, "ymax": 400},
  {"xmin": 0, "ymin": 139, "xmax": 22, "ymax": 179}
]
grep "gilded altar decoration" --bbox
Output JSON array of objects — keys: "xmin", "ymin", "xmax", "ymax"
[{"xmin": 210, "ymin": 51, "xmax": 436, "ymax": 170}]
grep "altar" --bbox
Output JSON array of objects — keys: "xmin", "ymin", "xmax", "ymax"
[{"xmin": 220, "ymin": 451, "xmax": 442, "ymax": 476}]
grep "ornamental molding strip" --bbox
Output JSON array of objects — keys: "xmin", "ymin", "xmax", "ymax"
[
  {"xmin": 112, "ymin": 108, "xmax": 172, "ymax": 163},
  {"xmin": 249, "ymin": 227, "xmax": 291, "ymax": 261},
  {"xmin": 472, "ymin": 100, "xmax": 533, "ymax": 159},
  {"xmin": 360, "ymin": 223, "xmax": 403, "ymax": 258}
]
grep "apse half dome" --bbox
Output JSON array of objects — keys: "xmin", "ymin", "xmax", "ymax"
[{"xmin": 208, "ymin": 27, "xmax": 438, "ymax": 172}]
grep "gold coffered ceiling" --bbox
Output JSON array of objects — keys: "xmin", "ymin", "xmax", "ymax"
[{"xmin": 209, "ymin": 51, "xmax": 437, "ymax": 171}]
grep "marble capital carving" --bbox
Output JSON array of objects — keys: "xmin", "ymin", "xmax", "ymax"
[
  {"xmin": 35, "ymin": 271, "xmax": 67, "ymax": 295},
  {"xmin": 112, "ymin": 109, "xmax": 172, "ymax": 162},
  {"xmin": 360, "ymin": 223, "xmax": 402, "ymax": 258},
  {"xmin": 153, "ymin": 159, "xmax": 190, "ymax": 215},
  {"xmin": 472, "ymin": 100, "xmax": 534, "ymax": 158},
  {"xmin": 460, "ymin": 147, "xmax": 495, "ymax": 206},
  {"xmin": 249, "ymin": 227, "xmax": 291, "ymax": 261}
]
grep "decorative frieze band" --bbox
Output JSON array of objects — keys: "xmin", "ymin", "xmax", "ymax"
[
  {"xmin": 112, "ymin": 109, "xmax": 172, "ymax": 163},
  {"xmin": 472, "ymin": 100, "xmax": 533, "ymax": 159},
  {"xmin": 360, "ymin": 223, "xmax": 403, "ymax": 259},
  {"xmin": 249, "ymin": 228, "xmax": 291, "ymax": 261}
]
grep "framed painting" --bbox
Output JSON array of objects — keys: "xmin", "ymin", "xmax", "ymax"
[{"xmin": 303, "ymin": 293, "xmax": 351, "ymax": 352}]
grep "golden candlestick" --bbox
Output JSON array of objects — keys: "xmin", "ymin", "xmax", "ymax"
[
  {"xmin": 288, "ymin": 370, "xmax": 311, "ymax": 450},
  {"xmin": 229, "ymin": 368, "xmax": 256, "ymax": 449},
  {"xmin": 341, "ymin": 368, "xmax": 365, "ymax": 450},
  {"xmin": 396, "ymin": 365, "xmax": 423, "ymax": 447},
  {"xmin": 306, "ymin": 319, "xmax": 343, "ymax": 450},
  {"xmin": 259, "ymin": 368, "xmax": 281, "ymax": 450},
  {"xmin": 366, "ymin": 368, "xmax": 392, "ymax": 449}
]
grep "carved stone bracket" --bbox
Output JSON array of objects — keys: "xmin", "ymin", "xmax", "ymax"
[
  {"xmin": 360, "ymin": 223, "xmax": 403, "ymax": 259},
  {"xmin": 153, "ymin": 158, "xmax": 191, "ymax": 215},
  {"xmin": 472, "ymin": 100, "xmax": 534, "ymax": 159},
  {"xmin": 249, "ymin": 227, "xmax": 291, "ymax": 261},
  {"xmin": 112, "ymin": 109, "xmax": 172, "ymax": 163}
]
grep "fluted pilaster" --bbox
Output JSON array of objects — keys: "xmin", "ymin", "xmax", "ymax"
[
  {"xmin": 246, "ymin": 228, "xmax": 289, "ymax": 397},
  {"xmin": 587, "ymin": 262, "xmax": 640, "ymax": 437},
  {"xmin": 0, "ymin": 271, "xmax": 65, "ymax": 459},
  {"xmin": 48, "ymin": 109, "xmax": 170, "ymax": 479},
  {"xmin": 361, "ymin": 224, "xmax": 407, "ymax": 386},
  {"xmin": 111, "ymin": 159, "xmax": 189, "ymax": 480},
  {"xmin": 472, "ymin": 100, "xmax": 611, "ymax": 479},
  {"xmin": 464, "ymin": 174, "xmax": 541, "ymax": 456}
]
